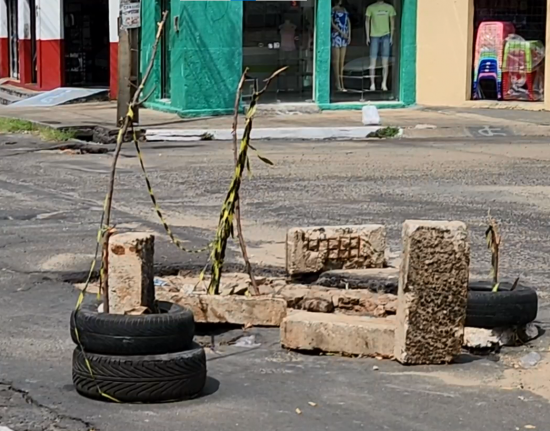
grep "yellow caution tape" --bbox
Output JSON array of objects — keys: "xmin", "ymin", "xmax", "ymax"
[{"xmin": 131, "ymin": 128, "xmax": 211, "ymax": 254}]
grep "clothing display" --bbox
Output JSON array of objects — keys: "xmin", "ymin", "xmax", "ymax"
[
  {"xmin": 331, "ymin": 10, "xmax": 350, "ymax": 48},
  {"xmin": 366, "ymin": 1, "xmax": 396, "ymax": 38},
  {"xmin": 370, "ymin": 34, "xmax": 391, "ymax": 59},
  {"xmin": 365, "ymin": 0, "xmax": 396, "ymax": 91},
  {"xmin": 331, "ymin": 3, "xmax": 351, "ymax": 93},
  {"xmin": 279, "ymin": 20, "xmax": 297, "ymax": 51}
]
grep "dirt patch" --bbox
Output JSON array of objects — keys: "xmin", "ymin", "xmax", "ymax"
[{"xmin": 384, "ymin": 354, "xmax": 550, "ymax": 401}]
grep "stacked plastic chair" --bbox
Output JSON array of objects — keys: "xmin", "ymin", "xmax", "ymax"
[
  {"xmin": 502, "ymin": 37, "xmax": 545, "ymax": 101},
  {"xmin": 472, "ymin": 21, "xmax": 515, "ymax": 100}
]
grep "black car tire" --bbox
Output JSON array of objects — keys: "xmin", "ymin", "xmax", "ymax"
[
  {"xmin": 70, "ymin": 300, "xmax": 195, "ymax": 355},
  {"xmin": 72, "ymin": 344, "xmax": 207, "ymax": 403},
  {"xmin": 466, "ymin": 281, "xmax": 538, "ymax": 329}
]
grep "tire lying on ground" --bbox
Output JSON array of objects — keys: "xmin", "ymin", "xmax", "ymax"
[
  {"xmin": 72, "ymin": 343, "xmax": 207, "ymax": 403},
  {"xmin": 70, "ymin": 301, "xmax": 195, "ymax": 355},
  {"xmin": 466, "ymin": 281, "xmax": 538, "ymax": 329}
]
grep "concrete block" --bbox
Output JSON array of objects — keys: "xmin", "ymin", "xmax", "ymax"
[
  {"xmin": 394, "ymin": 220, "xmax": 470, "ymax": 365},
  {"xmin": 162, "ymin": 292, "xmax": 287, "ymax": 326},
  {"xmin": 281, "ymin": 311, "xmax": 395, "ymax": 357},
  {"xmin": 108, "ymin": 232, "xmax": 155, "ymax": 314},
  {"xmin": 317, "ymin": 268, "xmax": 399, "ymax": 293},
  {"xmin": 286, "ymin": 225, "xmax": 387, "ymax": 276}
]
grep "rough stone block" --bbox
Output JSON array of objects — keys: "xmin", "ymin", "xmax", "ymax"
[
  {"xmin": 161, "ymin": 292, "xmax": 287, "ymax": 326},
  {"xmin": 281, "ymin": 311, "xmax": 395, "ymax": 357},
  {"xmin": 108, "ymin": 232, "xmax": 155, "ymax": 314},
  {"xmin": 394, "ymin": 220, "xmax": 470, "ymax": 365},
  {"xmin": 286, "ymin": 225, "xmax": 387, "ymax": 276},
  {"xmin": 317, "ymin": 268, "xmax": 399, "ymax": 293}
]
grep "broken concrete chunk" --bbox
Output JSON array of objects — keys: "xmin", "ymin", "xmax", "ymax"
[
  {"xmin": 286, "ymin": 225, "xmax": 387, "ymax": 276},
  {"xmin": 161, "ymin": 292, "xmax": 287, "ymax": 326},
  {"xmin": 317, "ymin": 268, "xmax": 398, "ymax": 293},
  {"xmin": 394, "ymin": 220, "xmax": 470, "ymax": 365},
  {"xmin": 299, "ymin": 298, "xmax": 335, "ymax": 313},
  {"xmin": 281, "ymin": 311, "xmax": 395, "ymax": 357},
  {"xmin": 108, "ymin": 232, "xmax": 155, "ymax": 315}
]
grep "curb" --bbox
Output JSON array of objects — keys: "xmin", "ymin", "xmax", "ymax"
[{"xmin": 145, "ymin": 126, "xmax": 394, "ymax": 142}]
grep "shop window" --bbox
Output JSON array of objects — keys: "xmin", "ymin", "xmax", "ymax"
[
  {"xmin": 243, "ymin": 1, "xmax": 315, "ymax": 104},
  {"xmin": 472, "ymin": 0, "xmax": 546, "ymax": 102},
  {"xmin": 330, "ymin": 0, "xmax": 401, "ymax": 103}
]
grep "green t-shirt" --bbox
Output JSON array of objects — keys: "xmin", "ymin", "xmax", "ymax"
[{"xmin": 366, "ymin": 2, "xmax": 396, "ymax": 38}]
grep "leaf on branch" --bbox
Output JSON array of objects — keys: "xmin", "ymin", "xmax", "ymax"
[
  {"xmin": 492, "ymin": 282, "xmax": 500, "ymax": 292},
  {"xmin": 257, "ymin": 154, "xmax": 274, "ymax": 166}
]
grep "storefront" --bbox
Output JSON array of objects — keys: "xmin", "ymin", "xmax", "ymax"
[
  {"xmin": 142, "ymin": 0, "xmax": 417, "ymax": 117},
  {"xmin": 417, "ymin": 0, "xmax": 550, "ymax": 109},
  {"xmin": 0, "ymin": 0, "xmax": 114, "ymax": 93}
]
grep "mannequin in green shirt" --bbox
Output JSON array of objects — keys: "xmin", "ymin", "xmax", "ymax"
[{"xmin": 365, "ymin": 0, "xmax": 396, "ymax": 92}]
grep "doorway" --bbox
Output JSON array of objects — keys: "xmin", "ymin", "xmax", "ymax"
[
  {"xmin": 7, "ymin": 0, "xmax": 19, "ymax": 80},
  {"xmin": 243, "ymin": 0, "xmax": 316, "ymax": 103},
  {"xmin": 63, "ymin": 0, "xmax": 110, "ymax": 87},
  {"xmin": 472, "ymin": 0, "xmax": 547, "ymax": 102},
  {"xmin": 29, "ymin": 0, "xmax": 37, "ymax": 83},
  {"xmin": 330, "ymin": 0, "xmax": 402, "ymax": 103},
  {"xmin": 160, "ymin": 0, "xmax": 171, "ymax": 100}
]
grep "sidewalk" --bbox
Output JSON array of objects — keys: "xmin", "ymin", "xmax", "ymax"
[{"xmin": 1, "ymin": 101, "xmax": 550, "ymax": 141}]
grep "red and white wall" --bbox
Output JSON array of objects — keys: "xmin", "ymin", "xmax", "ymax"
[
  {"xmin": 36, "ymin": 0, "xmax": 64, "ymax": 89},
  {"xmin": 109, "ymin": 0, "xmax": 119, "ymax": 98},
  {"xmin": 0, "ymin": 0, "xmax": 8, "ymax": 78},
  {"xmin": 0, "ymin": 0, "xmax": 120, "ymax": 96}
]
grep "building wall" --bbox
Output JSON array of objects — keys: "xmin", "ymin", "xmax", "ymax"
[
  {"xmin": 109, "ymin": 0, "xmax": 119, "ymax": 98},
  {"xmin": 416, "ymin": 0, "xmax": 550, "ymax": 109},
  {"xmin": 144, "ymin": 0, "xmax": 417, "ymax": 115},
  {"xmin": 0, "ymin": 0, "xmax": 8, "ymax": 77},
  {"xmin": 36, "ymin": 0, "xmax": 63, "ymax": 89},
  {"xmin": 144, "ymin": 0, "xmax": 242, "ymax": 116}
]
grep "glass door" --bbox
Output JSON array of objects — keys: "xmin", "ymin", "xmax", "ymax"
[
  {"xmin": 160, "ymin": 0, "xmax": 171, "ymax": 100},
  {"xmin": 330, "ymin": 0, "xmax": 401, "ymax": 102},
  {"xmin": 243, "ymin": 0, "xmax": 315, "ymax": 104},
  {"xmin": 7, "ymin": 0, "xmax": 19, "ymax": 80}
]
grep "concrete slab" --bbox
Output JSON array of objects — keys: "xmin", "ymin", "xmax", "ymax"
[
  {"xmin": 161, "ymin": 292, "xmax": 288, "ymax": 326},
  {"xmin": 281, "ymin": 311, "xmax": 396, "ymax": 357},
  {"xmin": 145, "ymin": 126, "xmax": 391, "ymax": 142},
  {"xmin": 10, "ymin": 88, "xmax": 108, "ymax": 107}
]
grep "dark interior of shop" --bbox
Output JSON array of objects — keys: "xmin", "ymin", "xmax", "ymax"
[
  {"xmin": 330, "ymin": 0, "xmax": 401, "ymax": 103},
  {"xmin": 242, "ymin": 0, "xmax": 401, "ymax": 104},
  {"xmin": 243, "ymin": 1, "xmax": 315, "ymax": 103},
  {"xmin": 64, "ymin": 0, "xmax": 110, "ymax": 87},
  {"xmin": 473, "ymin": 0, "xmax": 547, "ymax": 101}
]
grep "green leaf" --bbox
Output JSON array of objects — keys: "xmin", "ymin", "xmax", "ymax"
[
  {"xmin": 257, "ymin": 154, "xmax": 274, "ymax": 166},
  {"xmin": 246, "ymin": 156, "xmax": 252, "ymax": 178},
  {"xmin": 492, "ymin": 283, "xmax": 500, "ymax": 292}
]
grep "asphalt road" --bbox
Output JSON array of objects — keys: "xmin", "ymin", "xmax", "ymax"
[{"xmin": 1, "ymin": 134, "xmax": 550, "ymax": 431}]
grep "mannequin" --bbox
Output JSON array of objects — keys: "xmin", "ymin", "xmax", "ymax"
[
  {"xmin": 365, "ymin": 0, "xmax": 396, "ymax": 91},
  {"xmin": 279, "ymin": 19, "xmax": 297, "ymax": 92},
  {"xmin": 331, "ymin": 0, "xmax": 351, "ymax": 92}
]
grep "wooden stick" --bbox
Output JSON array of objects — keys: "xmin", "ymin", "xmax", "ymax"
[
  {"xmin": 100, "ymin": 11, "xmax": 169, "ymax": 312},
  {"xmin": 231, "ymin": 68, "xmax": 259, "ymax": 296}
]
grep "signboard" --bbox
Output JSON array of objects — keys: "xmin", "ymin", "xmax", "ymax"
[{"xmin": 121, "ymin": 1, "xmax": 141, "ymax": 29}]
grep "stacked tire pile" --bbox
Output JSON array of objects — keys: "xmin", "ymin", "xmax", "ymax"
[{"xmin": 70, "ymin": 300, "xmax": 206, "ymax": 403}]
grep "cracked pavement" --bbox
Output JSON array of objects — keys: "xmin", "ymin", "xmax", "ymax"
[{"xmin": 1, "ymin": 135, "xmax": 550, "ymax": 430}]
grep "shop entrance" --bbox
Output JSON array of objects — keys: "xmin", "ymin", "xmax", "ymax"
[
  {"xmin": 242, "ymin": 0, "xmax": 315, "ymax": 103},
  {"xmin": 63, "ymin": 0, "xmax": 110, "ymax": 87},
  {"xmin": 330, "ymin": 0, "xmax": 401, "ymax": 103},
  {"xmin": 472, "ymin": 0, "xmax": 546, "ymax": 102},
  {"xmin": 160, "ymin": 0, "xmax": 171, "ymax": 100},
  {"xmin": 7, "ymin": 0, "xmax": 18, "ymax": 80},
  {"xmin": 29, "ymin": 0, "xmax": 37, "ymax": 83}
]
